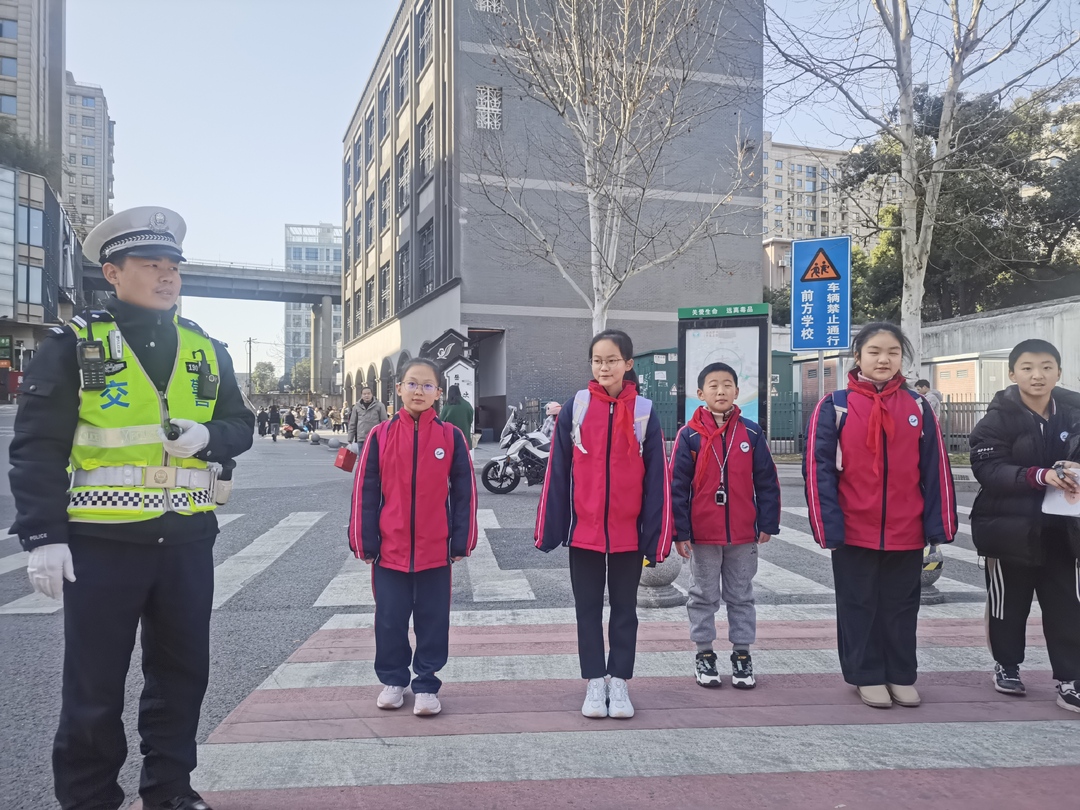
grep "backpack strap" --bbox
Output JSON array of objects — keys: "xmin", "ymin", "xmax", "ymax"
[
  {"xmin": 633, "ymin": 396, "xmax": 652, "ymax": 457},
  {"xmin": 570, "ymin": 389, "xmax": 592, "ymax": 454},
  {"xmin": 832, "ymin": 390, "xmax": 848, "ymax": 433}
]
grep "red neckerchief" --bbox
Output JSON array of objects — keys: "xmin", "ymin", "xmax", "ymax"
[
  {"xmin": 689, "ymin": 405, "xmax": 741, "ymax": 488},
  {"xmin": 847, "ymin": 369, "xmax": 905, "ymax": 476},
  {"xmin": 588, "ymin": 379, "xmax": 639, "ymax": 458}
]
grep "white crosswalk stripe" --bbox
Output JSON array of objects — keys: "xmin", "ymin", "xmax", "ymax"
[
  {"xmin": 467, "ymin": 509, "xmax": 536, "ymax": 602},
  {"xmin": 315, "ymin": 560, "xmax": 374, "ymax": 607}
]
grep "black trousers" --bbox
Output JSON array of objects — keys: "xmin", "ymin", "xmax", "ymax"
[
  {"xmin": 372, "ymin": 563, "xmax": 452, "ymax": 694},
  {"xmin": 831, "ymin": 544, "xmax": 923, "ymax": 687},
  {"xmin": 986, "ymin": 532, "xmax": 1080, "ymax": 681},
  {"xmin": 55, "ymin": 536, "xmax": 214, "ymax": 810},
  {"xmin": 568, "ymin": 547, "xmax": 643, "ymax": 680}
]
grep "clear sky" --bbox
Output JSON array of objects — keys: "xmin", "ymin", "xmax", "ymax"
[{"xmin": 66, "ymin": 0, "xmax": 398, "ymax": 371}]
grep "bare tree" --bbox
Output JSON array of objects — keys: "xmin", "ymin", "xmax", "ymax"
[
  {"xmin": 466, "ymin": 0, "xmax": 759, "ymax": 334},
  {"xmin": 765, "ymin": 0, "xmax": 1080, "ymax": 369}
]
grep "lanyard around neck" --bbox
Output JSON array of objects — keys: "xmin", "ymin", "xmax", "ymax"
[{"xmin": 709, "ymin": 423, "xmax": 737, "ymax": 484}]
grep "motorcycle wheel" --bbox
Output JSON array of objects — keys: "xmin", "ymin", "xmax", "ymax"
[{"xmin": 481, "ymin": 460, "xmax": 521, "ymax": 494}]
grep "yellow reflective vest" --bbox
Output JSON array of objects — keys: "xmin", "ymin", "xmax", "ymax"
[{"xmin": 68, "ymin": 314, "xmax": 219, "ymax": 523}]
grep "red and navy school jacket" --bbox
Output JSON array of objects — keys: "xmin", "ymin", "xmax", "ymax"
[
  {"xmin": 534, "ymin": 381, "xmax": 673, "ymax": 563},
  {"xmin": 670, "ymin": 406, "xmax": 781, "ymax": 545},
  {"xmin": 803, "ymin": 371, "xmax": 957, "ymax": 551},
  {"xmin": 349, "ymin": 408, "xmax": 478, "ymax": 573}
]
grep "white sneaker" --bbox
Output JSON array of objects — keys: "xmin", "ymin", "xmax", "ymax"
[
  {"xmin": 377, "ymin": 685, "xmax": 406, "ymax": 710},
  {"xmin": 607, "ymin": 677, "xmax": 635, "ymax": 719},
  {"xmin": 582, "ymin": 677, "xmax": 608, "ymax": 718},
  {"xmin": 413, "ymin": 692, "xmax": 442, "ymax": 716}
]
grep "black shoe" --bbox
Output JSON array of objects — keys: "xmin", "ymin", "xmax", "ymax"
[
  {"xmin": 731, "ymin": 651, "xmax": 756, "ymax": 689},
  {"xmin": 1058, "ymin": 681, "xmax": 1080, "ymax": 714},
  {"xmin": 694, "ymin": 650, "xmax": 722, "ymax": 687},
  {"xmin": 147, "ymin": 792, "xmax": 213, "ymax": 810},
  {"xmin": 993, "ymin": 663, "xmax": 1025, "ymax": 696}
]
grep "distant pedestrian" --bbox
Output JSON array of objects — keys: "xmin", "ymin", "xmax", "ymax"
[
  {"xmin": 268, "ymin": 402, "xmax": 281, "ymax": 442},
  {"xmin": 306, "ymin": 403, "xmax": 316, "ymax": 432},
  {"xmin": 349, "ymin": 358, "xmax": 477, "ymax": 717},
  {"xmin": 535, "ymin": 329, "xmax": 671, "ymax": 720},
  {"xmin": 440, "ymin": 385, "xmax": 475, "ymax": 448},
  {"xmin": 804, "ymin": 322, "xmax": 956, "ymax": 710},
  {"xmin": 670, "ymin": 362, "xmax": 781, "ymax": 690},
  {"xmin": 968, "ymin": 339, "xmax": 1080, "ymax": 713},
  {"xmin": 256, "ymin": 407, "xmax": 268, "ymax": 437},
  {"xmin": 347, "ymin": 386, "xmax": 388, "ymax": 453},
  {"xmin": 914, "ymin": 380, "xmax": 943, "ymax": 421},
  {"xmin": 540, "ymin": 401, "xmax": 561, "ymax": 438},
  {"xmin": 330, "ymin": 407, "xmax": 343, "ymax": 433}
]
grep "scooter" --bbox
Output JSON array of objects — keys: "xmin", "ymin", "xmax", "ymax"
[{"xmin": 481, "ymin": 405, "xmax": 550, "ymax": 494}]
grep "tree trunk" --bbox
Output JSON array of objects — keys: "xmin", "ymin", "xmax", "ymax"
[{"xmin": 591, "ymin": 301, "xmax": 607, "ymax": 335}]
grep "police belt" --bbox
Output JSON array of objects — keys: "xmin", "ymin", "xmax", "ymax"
[{"xmin": 71, "ymin": 466, "xmax": 215, "ymax": 490}]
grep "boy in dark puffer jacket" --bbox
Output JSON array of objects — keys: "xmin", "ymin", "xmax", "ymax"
[{"xmin": 969, "ymin": 339, "xmax": 1080, "ymax": 713}]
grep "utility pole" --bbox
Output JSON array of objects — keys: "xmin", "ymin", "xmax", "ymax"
[{"xmin": 246, "ymin": 338, "xmax": 254, "ymax": 396}]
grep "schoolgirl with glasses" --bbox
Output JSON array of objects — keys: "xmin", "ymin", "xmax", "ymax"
[
  {"xmin": 348, "ymin": 357, "xmax": 478, "ymax": 717},
  {"xmin": 536, "ymin": 329, "xmax": 673, "ymax": 719}
]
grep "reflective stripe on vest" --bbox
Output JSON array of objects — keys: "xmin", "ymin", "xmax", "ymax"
[{"xmin": 68, "ymin": 317, "xmax": 219, "ymax": 523}]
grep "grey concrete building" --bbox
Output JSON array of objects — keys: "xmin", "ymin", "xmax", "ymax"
[
  {"xmin": 342, "ymin": 0, "xmax": 763, "ymax": 429},
  {"xmin": 61, "ymin": 71, "xmax": 113, "ymax": 236},
  {"xmin": 284, "ymin": 223, "xmax": 342, "ymax": 392},
  {"xmin": 0, "ymin": 0, "xmax": 64, "ymax": 162}
]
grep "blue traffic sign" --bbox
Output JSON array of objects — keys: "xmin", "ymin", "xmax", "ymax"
[{"xmin": 790, "ymin": 236, "xmax": 851, "ymax": 352}]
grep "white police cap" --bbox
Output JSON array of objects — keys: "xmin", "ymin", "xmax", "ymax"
[{"xmin": 83, "ymin": 206, "xmax": 187, "ymax": 265}]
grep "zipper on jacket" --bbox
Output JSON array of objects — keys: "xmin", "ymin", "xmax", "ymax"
[
  {"xmin": 410, "ymin": 418, "xmax": 419, "ymax": 572},
  {"xmin": 604, "ymin": 403, "xmax": 614, "ymax": 553},
  {"xmin": 722, "ymin": 432, "xmax": 732, "ymax": 544},
  {"xmin": 879, "ymin": 427, "xmax": 889, "ymax": 550}
]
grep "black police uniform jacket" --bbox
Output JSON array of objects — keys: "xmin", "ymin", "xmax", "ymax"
[
  {"xmin": 8, "ymin": 297, "xmax": 255, "ymax": 552},
  {"xmin": 968, "ymin": 385, "xmax": 1080, "ymax": 567}
]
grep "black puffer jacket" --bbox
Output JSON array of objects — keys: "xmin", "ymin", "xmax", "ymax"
[{"xmin": 969, "ymin": 385, "xmax": 1080, "ymax": 566}]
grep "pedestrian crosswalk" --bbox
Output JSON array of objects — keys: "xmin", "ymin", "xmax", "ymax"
[{"xmin": 1, "ymin": 508, "xmax": 998, "ymax": 617}]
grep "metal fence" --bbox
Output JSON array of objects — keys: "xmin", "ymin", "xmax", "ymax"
[{"xmin": 766, "ymin": 392, "xmax": 991, "ymax": 456}]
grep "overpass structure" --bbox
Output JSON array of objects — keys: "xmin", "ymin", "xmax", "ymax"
[{"xmin": 80, "ymin": 259, "xmax": 341, "ymax": 394}]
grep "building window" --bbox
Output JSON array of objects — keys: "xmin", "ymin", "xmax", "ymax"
[
  {"xmin": 82, "ymin": 115, "xmax": 94, "ymax": 127},
  {"xmin": 82, "ymin": 97, "xmax": 95, "ymax": 107},
  {"xmin": 344, "ymin": 230, "xmax": 351, "ymax": 266},
  {"xmin": 396, "ymin": 37, "xmax": 410, "ymax": 108},
  {"xmin": 81, "ymin": 135, "xmax": 95, "ymax": 147},
  {"xmin": 291, "ymin": 247, "xmax": 303, "ymax": 260},
  {"xmin": 364, "ymin": 109, "xmax": 375, "ymax": 164},
  {"xmin": 0, "ymin": 19, "xmax": 16, "ymax": 39},
  {"xmin": 775, "ymin": 159, "xmax": 783, "ymax": 169},
  {"xmin": 343, "ymin": 157, "xmax": 351, "ymax": 201},
  {"xmin": 68, "ymin": 133, "xmax": 77, "ymax": 145},
  {"xmin": 418, "ymin": 222, "xmax": 434, "ymax": 295},
  {"xmin": 396, "ymin": 244, "xmax": 412, "ymax": 310},
  {"xmin": 396, "ymin": 143, "xmax": 410, "ymax": 211},
  {"xmin": 379, "ymin": 262, "xmax": 391, "ymax": 321},
  {"xmin": 417, "ymin": 1, "xmax": 432, "ymax": 69},
  {"xmin": 775, "ymin": 190, "xmax": 782, "ymax": 199},
  {"xmin": 378, "ymin": 76, "xmax": 391, "ymax": 141},
  {"xmin": 17, "ymin": 205, "xmax": 44, "ymax": 247},
  {"xmin": 81, "ymin": 194, "xmax": 94, "ymax": 205},
  {"xmin": 68, "ymin": 113, "xmax": 76, "ymax": 125},
  {"xmin": 333, "ymin": 248, "xmax": 342, "ymax": 262},
  {"xmin": 807, "ymin": 224, "xmax": 816, "ymax": 235},
  {"xmin": 67, "ymin": 153, "xmax": 75, "ymax": 164},
  {"xmin": 81, "ymin": 175, "xmax": 93, "ymax": 186},
  {"xmin": 364, "ymin": 277, "xmax": 376, "ymax": 330},
  {"xmin": 773, "ymin": 205, "xmax": 782, "ymax": 213},
  {"xmin": 343, "ymin": 300, "xmax": 351, "ymax": 341},
  {"xmin": 353, "ymin": 212, "xmax": 361, "ymax": 256},
  {"xmin": 475, "ymin": 0, "xmax": 504, "ymax": 10},
  {"xmin": 352, "ymin": 291, "xmax": 361, "ymax": 335},
  {"xmin": 795, "ymin": 179, "xmax": 803, "ymax": 189},
  {"xmin": 0, "ymin": 94, "xmax": 16, "ymax": 115},
  {"xmin": 17, "ymin": 265, "xmax": 43, "ymax": 305},
  {"xmin": 305, "ymin": 247, "xmax": 320, "ymax": 261},
  {"xmin": 365, "ymin": 194, "xmax": 375, "ymax": 248},
  {"xmin": 379, "ymin": 172, "xmax": 391, "ymax": 232},
  {"xmin": 418, "ymin": 110, "xmax": 434, "ymax": 181},
  {"xmin": 774, "ymin": 219, "xmax": 782, "ymax": 228},
  {"xmin": 81, "ymin": 155, "xmax": 95, "ymax": 166},
  {"xmin": 0, "ymin": 56, "xmax": 15, "ymax": 77},
  {"xmin": 476, "ymin": 85, "xmax": 502, "ymax": 130}
]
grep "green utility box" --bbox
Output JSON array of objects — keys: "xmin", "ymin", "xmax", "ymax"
[{"xmin": 634, "ymin": 348, "xmax": 679, "ymax": 437}]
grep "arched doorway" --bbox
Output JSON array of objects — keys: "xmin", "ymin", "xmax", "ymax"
[{"xmin": 344, "ymin": 373, "xmax": 353, "ymax": 406}]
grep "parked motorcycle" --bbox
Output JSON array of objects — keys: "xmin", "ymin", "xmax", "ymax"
[{"xmin": 481, "ymin": 405, "xmax": 550, "ymax": 494}]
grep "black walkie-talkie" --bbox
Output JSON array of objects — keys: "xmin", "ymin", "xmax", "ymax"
[
  {"xmin": 76, "ymin": 340, "xmax": 108, "ymax": 391},
  {"xmin": 193, "ymin": 350, "xmax": 219, "ymax": 400}
]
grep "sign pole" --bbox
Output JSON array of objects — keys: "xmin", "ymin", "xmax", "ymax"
[{"xmin": 817, "ymin": 350, "xmax": 825, "ymax": 402}]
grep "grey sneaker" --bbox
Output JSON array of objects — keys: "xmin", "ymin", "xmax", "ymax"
[
  {"xmin": 413, "ymin": 692, "xmax": 442, "ymax": 716},
  {"xmin": 376, "ymin": 685, "xmax": 406, "ymax": 709}
]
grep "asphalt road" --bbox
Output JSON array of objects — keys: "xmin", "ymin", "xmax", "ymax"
[{"xmin": 0, "ymin": 411, "xmax": 981, "ymax": 810}]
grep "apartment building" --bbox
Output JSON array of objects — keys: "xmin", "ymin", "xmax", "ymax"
[
  {"xmin": 0, "ymin": 0, "xmax": 64, "ymax": 162},
  {"xmin": 342, "ymin": 0, "xmax": 763, "ymax": 426},
  {"xmin": 761, "ymin": 131, "xmax": 901, "ymax": 290},
  {"xmin": 61, "ymin": 71, "xmax": 113, "ymax": 235},
  {"xmin": 283, "ymin": 223, "xmax": 343, "ymax": 384}
]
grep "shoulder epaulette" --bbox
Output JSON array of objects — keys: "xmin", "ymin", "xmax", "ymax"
[
  {"xmin": 176, "ymin": 315, "xmax": 210, "ymax": 339},
  {"xmin": 67, "ymin": 310, "xmax": 114, "ymax": 332}
]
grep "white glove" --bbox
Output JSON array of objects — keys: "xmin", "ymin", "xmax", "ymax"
[
  {"xmin": 159, "ymin": 419, "xmax": 211, "ymax": 458},
  {"xmin": 27, "ymin": 543, "xmax": 75, "ymax": 600}
]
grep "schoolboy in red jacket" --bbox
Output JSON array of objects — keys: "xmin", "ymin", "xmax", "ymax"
[
  {"xmin": 348, "ymin": 358, "xmax": 477, "ymax": 717},
  {"xmin": 804, "ymin": 323, "xmax": 956, "ymax": 710},
  {"xmin": 671, "ymin": 362, "xmax": 781, "ymax": 690}
]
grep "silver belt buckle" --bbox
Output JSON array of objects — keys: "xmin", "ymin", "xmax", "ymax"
[{"xmin": 143, "ymin": 466, "xmax": 177, "ymax": 488}]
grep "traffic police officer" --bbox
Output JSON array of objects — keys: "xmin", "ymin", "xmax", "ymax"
[{"xmin": 8, "ymin": 207, "xmax": 254, "ymax": 810}]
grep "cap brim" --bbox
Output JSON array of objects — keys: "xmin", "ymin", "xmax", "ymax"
[{"xmin": 113, "ymin": 246, "xmax": 186, "ymax": 263}]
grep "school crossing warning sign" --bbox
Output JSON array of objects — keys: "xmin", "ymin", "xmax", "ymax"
[
  {"xmin": 790, "ymin": 236, "xmax": 852, "ymax": 352},
  {"xmin": 800, "ymin": 248, "xmax": 842, "ymax": 282}
]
